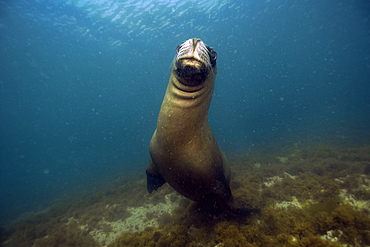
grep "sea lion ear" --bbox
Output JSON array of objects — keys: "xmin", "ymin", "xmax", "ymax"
[
  {"xmin": 206, "ymin": 45, "xmax": 217, "ymax": 67},
  {"xmin": 176, "ymin": 44, "xmax": 182, "ymax": 54}
]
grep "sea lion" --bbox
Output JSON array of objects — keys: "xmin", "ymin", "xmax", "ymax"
[{"xmin": 146, "ymin": 38, "xmax": 260, "ymax": 215}]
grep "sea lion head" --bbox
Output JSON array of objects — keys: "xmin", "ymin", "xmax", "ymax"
[{"xmin": 174, "ymin": 38, "xmax": 217, "ymax": 86}]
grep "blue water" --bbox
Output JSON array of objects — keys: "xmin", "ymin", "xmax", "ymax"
[{"xmin": 1, "ymin": 0, "xmax": 369, "ymax": 226}]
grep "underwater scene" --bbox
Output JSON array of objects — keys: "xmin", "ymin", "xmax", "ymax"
[{"xmin": 1, "ymin": 0, "xmax": 370, "ymax": 246}]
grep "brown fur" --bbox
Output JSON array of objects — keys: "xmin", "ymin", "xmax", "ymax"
[{"xmin": 146, "ymin": 39, "xmax": 258, "ymax": 215}]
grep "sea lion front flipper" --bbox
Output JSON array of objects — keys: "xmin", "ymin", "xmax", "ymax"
[
  {"xmin": 146, "ymin": 170, "xmax": 166, "ymax": 193},
  {"xmin": 146, "ymin": 159, "xmax": 166, "ymax": 193}
]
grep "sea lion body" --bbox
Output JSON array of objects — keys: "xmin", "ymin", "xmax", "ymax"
[{"xmin": 146, "ymin": 38, "xmax": 259, "ymax": 215}]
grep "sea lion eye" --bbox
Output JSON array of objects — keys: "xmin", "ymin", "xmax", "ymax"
[
  {"xmin": 176, "ymin": 44, "xmax": 182, "ymax": 54},
  {"xmin": 206, "ymin": 45, "xmax": 217, "ymax": 67}
]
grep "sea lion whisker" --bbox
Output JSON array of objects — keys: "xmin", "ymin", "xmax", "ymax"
[
  {"xmin": 176, "ymin": 41, "xmax": 192, "ymax": 59},
  {"xmin": 196, "ymin": 43, "xmax": 212, "ymax": 68},
  {"xmin": 176, "ymin": 39, "xmax": 212, "ymax": 69}
]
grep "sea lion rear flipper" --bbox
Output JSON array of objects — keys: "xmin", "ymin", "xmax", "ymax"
[{"xmin": 214, "ymin": 175, "xmax": 261, "ymax": 216}]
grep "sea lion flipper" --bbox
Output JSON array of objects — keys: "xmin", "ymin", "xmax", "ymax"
[
  {"xmin": 214, "ymin": 176, "xmax": 261, "ymax": 216},
  {"xmin": 146, "ymin": 170, "xmax": 166, "ymax": 193},
  {"xmin": 146, "ymin": 158, "xmax": 167, "ymax": 193}
]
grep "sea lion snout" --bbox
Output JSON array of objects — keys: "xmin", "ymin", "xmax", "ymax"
[
  {"xmin": 175, "ymin": 59, "xmax": 209, "ymax": 85},
  {"xmin": 175, "ymin": 38, "xmax": 217, "ymax": 86},
  {"xmin": 176, "ymin": 38, "xmax": 217, "ymax": 68}
]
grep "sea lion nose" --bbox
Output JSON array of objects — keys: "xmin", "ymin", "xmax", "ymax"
[{"xmin": 192, "ymin": 38, "xmax": 201, "ymax": 51}]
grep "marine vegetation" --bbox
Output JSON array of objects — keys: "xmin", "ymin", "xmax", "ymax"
[{"xmin": 1, "ymin": 145, "xmax": 370, "ymax": 247}]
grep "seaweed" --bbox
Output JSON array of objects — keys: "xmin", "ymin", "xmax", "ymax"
[
  {"xmin": 365, "ymin": 164, "xmax": 370, "ymax": 174},
  {"xmin": 33, "ymin": 218, "xmax": 99, "ymax": 247},
  {"xmin": 108, "ymin": 226, "xmax": 192, "ymax": 247},
  {"xmin": 2, "ymin": 145, "xmax": 370, "ymax": 247},
  {"xmin": 107, "ymin": 227, "xmax": 160, "ymax": 247},
  {"xmin": 302, "ymin": 198, "xmax": 342, "ymax": 218},
  {"xmin": 353, "ymin": 188, "xmax": 370, "ymax": 200},
  {"xmin": 157, "ymin": 213, "xmax": 172, "ymax": 229},
  {"xmin": 314, "ymin": 205, "xmax": 370, "ymax": 245},
  {"xmin": 104, "ymin": 204, "xmax": 131, "ymax": 222}
]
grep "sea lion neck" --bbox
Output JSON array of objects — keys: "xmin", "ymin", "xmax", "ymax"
[
  {"xmin": 168, "ymin": 68, "xmax": 215, "ymax": 108},
  {"xmin": 154, "ymin": 69, "xmax": 215, "ymax": 141}
]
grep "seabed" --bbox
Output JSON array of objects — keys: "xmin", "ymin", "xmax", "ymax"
[{"xmin": 1, "ymin": 145, "xmax": 370, "ymax": 247}]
